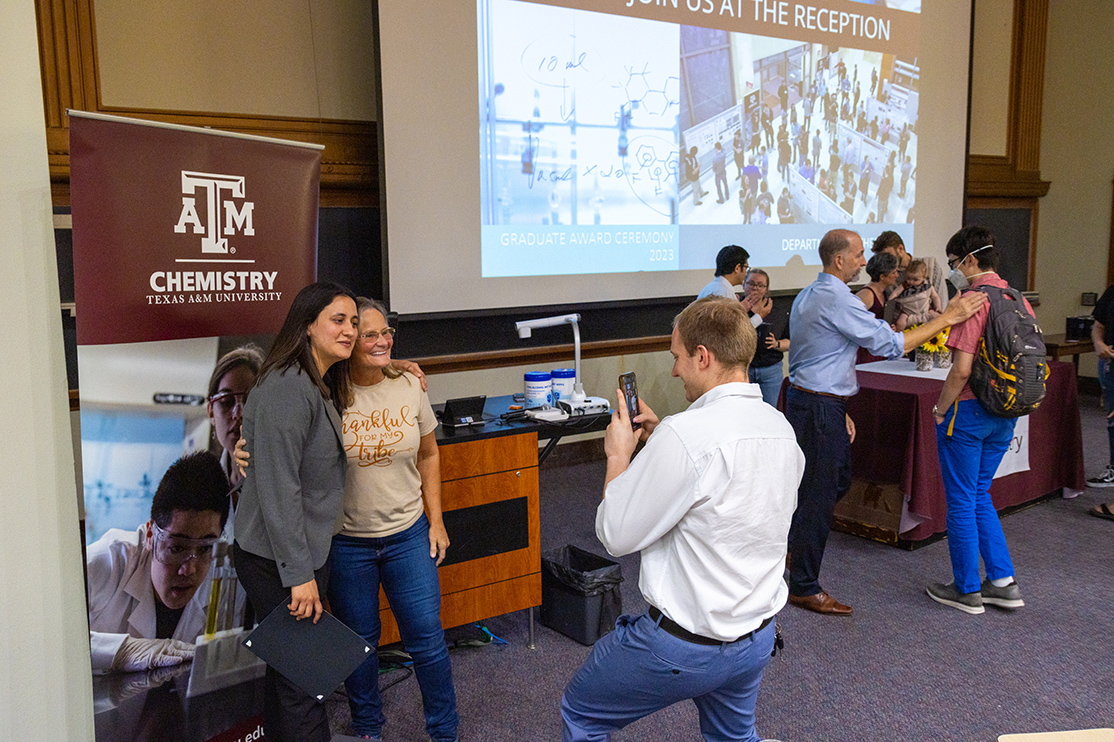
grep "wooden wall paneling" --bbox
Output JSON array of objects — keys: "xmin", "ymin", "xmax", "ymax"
[
  {"xmin": 414, "ymin": 336, "xmax": 672, "ymax": 376},
  {"xmin": 35, "ymin": 0, "xmax": 378, "ymax": 207}
]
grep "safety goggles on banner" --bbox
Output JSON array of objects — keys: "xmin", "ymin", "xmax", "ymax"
[
  {"xmin": 151, "ymin": 522, "xmax": 220, "ymax": 566},
  {"xmin": 208, "ymin": 391, "xmax": 248, "ymax": 415}
]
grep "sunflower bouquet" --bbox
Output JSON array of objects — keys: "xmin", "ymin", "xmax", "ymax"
[
  {"xmin": 904, "ymin": 325, "xmax": 951, "ymax": 370},
  {"xmin": 920, "ymin": 327, "xmax": 949, "ymax": 353}
]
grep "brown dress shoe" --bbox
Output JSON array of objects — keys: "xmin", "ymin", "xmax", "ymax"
[{"xmin": 787, "ymin": 590, "xmax": 853, "ymax": 615}]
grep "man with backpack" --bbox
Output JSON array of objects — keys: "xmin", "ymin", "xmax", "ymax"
[{"xmin": 928, "ymin": 225, "xmax": 1043, "ymax": 615}]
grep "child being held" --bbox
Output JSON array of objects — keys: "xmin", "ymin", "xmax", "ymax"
[{"xmin": 892, "ymin": 259, "xmax": 943, "ymax": 330}]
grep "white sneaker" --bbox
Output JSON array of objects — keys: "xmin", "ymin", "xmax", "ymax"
[{"xmin": 1087, "ymin": 466, "xmax": 1114, "ymax": 488}]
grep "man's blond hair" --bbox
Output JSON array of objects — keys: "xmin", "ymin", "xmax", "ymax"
[{"xmin": 674, "ymin": 297, "xmax": 757, "ymax": 372}]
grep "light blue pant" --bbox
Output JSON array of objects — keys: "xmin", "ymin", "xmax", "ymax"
[
  {"xmin": 935, "ymin": 399, "xmax": 1017, "ymax": 594},
  {"xmin": 560, "ymin": 611, "xmax": 775, "ymax": 742},
  {"xmin": 748, "ymin": 363, "xmax": 784, "ymax": 407}
]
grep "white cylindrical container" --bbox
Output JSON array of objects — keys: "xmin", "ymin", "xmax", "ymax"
[
  {"xmin": 550, "ymin": 368, "xmax": 576, "ymax": 403},
  {"xmin": 524, "ymin": 371, "xmax": 554, "ymax": 408}
]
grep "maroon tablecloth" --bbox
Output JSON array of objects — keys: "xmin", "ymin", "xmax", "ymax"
[{"xmin": 847, "ymin": 360, "xmax": 1084, "ymax": 541}]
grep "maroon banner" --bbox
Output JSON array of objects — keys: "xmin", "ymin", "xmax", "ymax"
[{"xmin": 70, "ymin": 112, "xmax": 320, "ymax": 345}]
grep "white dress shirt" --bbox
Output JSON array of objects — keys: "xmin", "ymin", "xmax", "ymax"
[{"xmin": 596, "ymin": 382, "xmax": 804, "ymax": 641}]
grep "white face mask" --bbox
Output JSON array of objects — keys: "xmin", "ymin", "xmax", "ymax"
[
  {"xmin": 949, "ymin": 268, "xmax": 968, "ymax": 290},
  {"xmin": 947, "ymin": 244, "xmax": 993, "ymax": 290}
]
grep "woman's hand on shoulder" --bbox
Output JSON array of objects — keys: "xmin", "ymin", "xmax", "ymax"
[
  {"xmin": 233, "ymin": 437, "xmax": 250, "ymax": 477},
  {"xmin": 428, "ymin": 521, "xmax": 450, "ymax": 566},
  {"xmin": 391, "ymin": 360, "xmax": 427, "ymax": 391}
]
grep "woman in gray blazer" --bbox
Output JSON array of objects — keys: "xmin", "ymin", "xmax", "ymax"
[{"xmin": 233, "ymin": 281, "xmax": 358, "ymax": 742}]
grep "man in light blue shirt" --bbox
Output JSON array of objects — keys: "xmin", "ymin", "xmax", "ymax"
[
  {"xmin": 784, "ymin": 229, "xmax": 984, "ymax": 615},
  {"xmin": 696, "ymin": 245, "xmax": 769, "ymax": 328}
]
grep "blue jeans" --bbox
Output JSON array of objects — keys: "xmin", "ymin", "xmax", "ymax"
[
  {"xmin": 935, "ymin": 400, "xmax": 1016, "ymax": 594},
  {"xmin": 748, "ymin": 363, "xmax": 783, "ymax": 407},
  {"xmin": 560, "ymin": 612, "xmax": 775, "ymax": 742},
  {"xmin": 1100, "ymin": 358, "xmax": 1114, "ymax": 466},
  {"xmin": 715, "ymin": 169, "xmax": 729, "ymax": 202},
  {"xmin": 328, "ymin": 515, "xmax": 458, "ymax": 741},
  {"xmin": 784, "ymin": 387, "xmax": 851, "ymax": 597}
]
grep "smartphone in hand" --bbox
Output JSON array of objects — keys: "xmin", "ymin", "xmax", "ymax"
[{"xmin": 619, "ymin": 372, "xmax": 640, "ymax": 430}]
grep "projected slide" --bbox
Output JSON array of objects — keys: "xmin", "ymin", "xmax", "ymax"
[{"xmin": 478, "ymin": 0, "xmax": 922, "ymax": 279}]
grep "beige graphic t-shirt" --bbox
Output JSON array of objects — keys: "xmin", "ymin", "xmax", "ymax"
[{"xmin": 339, "ymin": 373, "xmax": 438, "ymax": 538}]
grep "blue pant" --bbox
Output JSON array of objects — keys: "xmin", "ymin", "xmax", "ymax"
[
  {"xmin": 327, "ymin": 515, "xmax": 459, "ymax": 741},
  {"xmin": 748, "ymin": 363, "xmax": 783, "ymax": 408},
  {"xmin": 1099, "ymin": 358, "xmax": 1114, "ymax": 466},
  {"xmin": 560, "ymin": 612, "xmax": 775, "ymax": 742},
  {"xmin": 715, "ymin": 169, "xmax": 729, "ymax": 202},
  {"xmin": 935, "ymin": 400, "xmax": 1016, "ymax": 594},
  {"xmin": 784, "ymin": 387, "xmax": 851, "ymax": 597}
]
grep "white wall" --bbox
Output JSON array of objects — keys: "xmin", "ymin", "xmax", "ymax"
[
  {"xmin": 94, "ymin": 0, "xmax": 377, "ymax": 120},
  {"xmin": 0, "ymin": 0, "xmax": 93, "ymax": 738},
  {"xmin": 1035, "ymin": 0, "xmax": 1114, "ymax": 378},
  {"xmin": 968, "ymin": 0, "xmax": 1013, "ymax": 157}
]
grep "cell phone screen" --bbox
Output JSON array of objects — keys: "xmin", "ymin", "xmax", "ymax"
[{"xmin": 619, "ymin": 372, "xmax": 640, "ymax": 430}]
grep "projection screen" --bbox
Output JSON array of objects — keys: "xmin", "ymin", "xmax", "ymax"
[{"xmin": 379, "ymin": 0, "xmax": 970, "ymax": 315}]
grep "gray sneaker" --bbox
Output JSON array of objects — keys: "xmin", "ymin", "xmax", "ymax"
[
  {"xmin": 1087, "ymin": 466, "xmax": 1114, "ymax": 487},
  {"xmin": 981, "ymin": 579, "xmax": 1024, "ymax": 609},
  {"xmin": 926, "ymin": 581, "xmax": 985, "ymax": 614}
]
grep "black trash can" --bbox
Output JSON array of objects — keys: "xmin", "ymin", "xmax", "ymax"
[{"xmin": 540, "ymin": 545, "xmax": 623, "ymax": 645}]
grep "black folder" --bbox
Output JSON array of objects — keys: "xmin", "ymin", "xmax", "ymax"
[{"xmin": 242, "ymin": 604, "xmax": 372, "ymax": 701}]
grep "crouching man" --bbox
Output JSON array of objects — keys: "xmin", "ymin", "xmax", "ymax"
[
  {"xmin": 87, "ymin": 451, "xmax": 229, "ymax": 672},
  {"xmin": 560, "ymin": 297, "xmax": 805, "ymax": 742}
]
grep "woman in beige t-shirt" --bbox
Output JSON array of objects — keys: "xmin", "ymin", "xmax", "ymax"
[{"xmin": 327, "ymin": 297, "xmax": 458, "ymax": 742}]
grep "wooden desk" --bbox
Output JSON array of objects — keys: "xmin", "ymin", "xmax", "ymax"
[
  {"xmin": 376, "ymin": 396, "xmax": 610, "ymax": 647},
  {"xmin": 1043, "ymin": 333, "xmax": 1094, "ymax": 375}
]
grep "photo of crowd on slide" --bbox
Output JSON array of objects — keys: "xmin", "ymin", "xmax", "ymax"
[
  {"xmin": 678, "ymin": 31, "xmax": 918, "ymax": 228},
  {"xmin": 477, "ymin": 0, "xmax": 681, "ymax": 228}
]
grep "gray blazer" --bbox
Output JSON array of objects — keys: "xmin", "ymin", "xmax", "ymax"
[{"xmin": 235, "ymin": 365, "xmax": 346, "ymax": 588}]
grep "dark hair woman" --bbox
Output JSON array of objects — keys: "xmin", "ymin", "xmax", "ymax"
[
  {"xmin": 233, "ymin": 281, "xmax": 359, "ymax": 742},
  {"xmin": 207, "ymin": 344, "xmax": 264, "ymax": 494},
  {"xmin": 855, "ymin": 252, "xmax": 901, "ymax": 364}
]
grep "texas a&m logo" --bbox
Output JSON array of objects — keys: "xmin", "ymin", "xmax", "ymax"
[{"xmin": 173, "ymin": 171, "xmax": 255, "ymax": 253}]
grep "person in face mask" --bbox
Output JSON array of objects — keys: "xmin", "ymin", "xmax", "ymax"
[{"xmin": 927, "ymin": 226, "xmax": 1031, "ymax": 615}]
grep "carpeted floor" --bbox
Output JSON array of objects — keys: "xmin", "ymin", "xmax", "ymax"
[{"xmin": 328, "ymin": 393, "xmax": 1114, "ymax": 741}]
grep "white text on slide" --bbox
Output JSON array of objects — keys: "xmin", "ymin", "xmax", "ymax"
[
  {"xmin": 500, "ymin": 231, "xmax": 676, "ymax": 247},
  {"xmin": 782, "ymin": 238, "xmax": 819, "ymax": 251},
  {"xmin": 623, "ymin": 1, "xmax": 892, "ymax": 42}
]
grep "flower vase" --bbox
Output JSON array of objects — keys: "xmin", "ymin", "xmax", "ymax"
[
  {"xmin": 933, "ymin": 349, "xmax": 952, "ymax": 369},
  {"xmin": 915, "ymin": 349, "xmax": 933, "ymax": 372}
]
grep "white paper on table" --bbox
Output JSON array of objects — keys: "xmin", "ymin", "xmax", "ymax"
[
  {"xmin": 856, "ymin": 358, "xmax": 950, "ymax": 381},
  {"xmin": 993, "ymin": 415, "xmax": 1030, "ymax": 478}
]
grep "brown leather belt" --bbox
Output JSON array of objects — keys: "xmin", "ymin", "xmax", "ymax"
[
  {"xmin": 790, "ymin": 383, "xmax": 850, "ymax": 402},
  {"xmin": 648, "ymin": 606, "xmax": 774, "ymax": 646}
]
